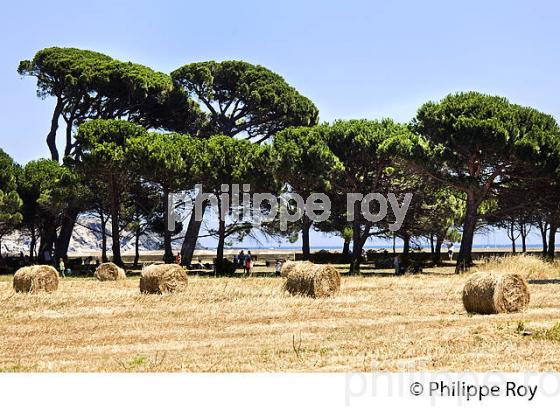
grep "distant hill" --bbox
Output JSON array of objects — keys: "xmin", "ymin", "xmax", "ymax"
[{"xmin": 1, "ymin": 215, "xmax": 166, "ymax": 256}]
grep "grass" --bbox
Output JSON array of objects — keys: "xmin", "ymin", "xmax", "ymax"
[
  {"xmin": 0, "ymin": 261, "xmax": 560, "ymax": 372},
  {"xmin": 533, "ymin": 323, "xmax": 560, "ymax": 342}
]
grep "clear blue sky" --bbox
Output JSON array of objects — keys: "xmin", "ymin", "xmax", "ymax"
[{"xmin": 1, "ymin": 0, "xmax": 558, "ymax": 248}]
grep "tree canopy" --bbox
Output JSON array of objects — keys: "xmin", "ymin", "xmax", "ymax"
[
  {"xmin": 127, "ymin": 132, "xmax": 201, "ymax": 262},
  {"xmin": 10, "ymin": 47, "xmax": 560, "ymax": 272},
  {"xmin": 325, "ymin": 119, "xmax": 416, "ymax": 273},
  {"xmin": 17, "ymin": 159, "xmax": 79, "ymax": 260},
  {"xmin": 196, "ymin": 135, "xmax": 270, "ymax": 264},
  {"xmin": 171, "ymin": 60, "xmax": 319, "ymax": 143},
  {"xmin": 75, "ymin": 119, "xmax": 147, "ymax": 266},
  {"xmin": 0, "ymin": 149, "xmax": 23, "ymax": 245},
  {"xmin": 410, "ymin": 91, "xmax": 560, "ymax": 270},
  {"xmin": 18, "ymin": 47, "xmax": 202, "ymax": 160},
  {"xmin": 272, "ymin": 125, "xmax": 343, "ymax": 258}
]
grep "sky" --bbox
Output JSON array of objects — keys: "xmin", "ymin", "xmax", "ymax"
[{"xmin": 1, "ymin": 0, "xmax": 559, "ymax": 248}]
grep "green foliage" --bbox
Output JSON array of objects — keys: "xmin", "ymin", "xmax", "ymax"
[
  {"xmin": 126, "ymin": 132, "xmax": 200, "ymax": 189},
  {"xmin": 533, "ymin": 323, "xmax": 560, "ymax": 342},
  {"xmin": 418, "ymin": 185, "xmax": 464, "ymax": 242},
  {"xmin": 18, "ymin": 160, "xmax": 78, "ymax": 210},
  {"xmin": 198, "ymin": 135, "xmax": 269, "ymax": 188},
  {"xmin": 0, "ymin": 149, "xmax": 23, "ymax": 237},
  {"xmin": 19, "ymin": 47, "xmax": 202, "ymax": 159},
  {"xmin": 172, "ymin": 60, "xmax": 319, "ymax": 142},
  {"xmin": 75, "ymin": 119, "xmax": 148, "ymax": 265},
  {"xmin": 14, "ymin": 61, "xmax": 560, "ymax": 268},
  {"xmin": 18, "ymin": 47, "xmax": 172, "ymax": 108},
  {"xmin": 268, "ymin": 125, "xmax": 343, "ymax": 248},
  {"xmin": 74, "ymin": 119, "xmax": 149, "ymax": 229},
  {"xmin": 76, "ymin": 119, "xmax": 147, "ymax": 164},
  {"xmin": 410, "ymin": 92, "xmax": 560, "ymax": 196},
  {"xmin": 272, "ymin": 125, "xmax": 343, "ymax": 194},
  {"xmin": 326, "ymin": 119, "xmax": 415, "ymax": 193},
  {"xmin": 0, "ymin": 149, "xmax": 20, "ymax": 193},
  {"xmin": 138, "ymin": 86, "xmax": 210, "ymax": 136},
  {"xmin": 407, "ymin": 92, "xmax": 560, "ymax": 268},
  {"xmin": 195, "ymin": 135, "xmax": 270, "ymax": 260},
  {"xmin": 126, "ymin": 131, "xmax": 202, "ymax": 262},
  {"xmin": 17, "ymin": 159, "xmax": 78, "ymax": 239},
  {"xmin": 0, "ymin": 191, "xmax": 22, "ymax": 231},
  {"xmin": 342, "ymin": 226, "xmax": 353, "ymax": 242},
  {"xmin": 316, "ymin": 119, "xmax": 417, "ymax": 270}
]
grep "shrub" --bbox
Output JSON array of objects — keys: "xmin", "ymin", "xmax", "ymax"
[{"xmin": 215, "ymin": 259, "xmax": 238, "ymax": 276}]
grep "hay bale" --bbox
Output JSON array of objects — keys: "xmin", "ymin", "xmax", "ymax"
[
  {"xmin": 140, "ymin": 264, "xmax": 188, "ymax": 294},
  {"xmin": 95, "ymin": 262, "xmax": 126, "ymax": 281},
  {"xmin": 283, "ymin": 261, "xmax": 340, "ymax": 298},
  {"xmin": 280, "ymin": 260, "xmax": 298, "ymax": 278},
  {"xmin": 13, "ymin": 265, "xmax": 59, "ymax": 293},
  {"xmin": 462, "ymin": 271, "xmax": 530, "ymax": 314}
]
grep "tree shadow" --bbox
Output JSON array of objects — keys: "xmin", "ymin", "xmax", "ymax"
[{"xmin": 528, "ymin": 279, "xmax": 560, "ymax": 285}]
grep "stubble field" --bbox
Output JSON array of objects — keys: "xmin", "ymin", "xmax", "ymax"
[{"xmin": 1, "ymin": 264, "xmax": 559, "ymax": 372}]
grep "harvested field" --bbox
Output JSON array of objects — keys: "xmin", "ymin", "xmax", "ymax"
[{"xmin": 0, "ymin": 265, "xmax": 560, "ymax": 372}]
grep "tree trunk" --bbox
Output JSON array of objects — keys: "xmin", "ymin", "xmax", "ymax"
[
  {"xmin": 134, "ymin": 224, "xmax": 141, "ymax": 268},
  {"xmin": 455, "ymin": 191, "xmax": 478, "ymax": 273},
  {"xmin": 39, "ymin": 224, "xmax": 57, "ymax": 264},
  {"xmin": 510, "ymin": 221, "xmax": 516, "ymax": 254},
  {"xmin": 47, "ymin": 97, "xmax": 63, "ymax": 162},
  {"xmin": 101, "ymin": 221, "xmax": 108, "ymax": 263},
  {"xmin": 350, "ymin": 224, "xmax": 370, "ymax": 275},
  {"xmin": 546, "ymin": 222, "xmax": 557, "ymax": 261},
  {"xmin": 349, "ymin": 201, "xmax": 363, "ymax": 275},
  {"xmin": 29, "ymin": 227, "xmax": 37, "ymax": 261},
  {"xmin": 520, "ymin": 224, "xmax": 527, "ymax": 253},
  {"xmin": 538, "ymin": 221, "xmax": 548, "ymax": 256},
  {"xmin": 216, "ymin": 221, "xmax": 226, "ymax": 265},
  {"xmin": 350, "ymin": 237, "xmax": 362, "ymax": 275},
  {"xmin": 64, "ymin": 118, "xmax": 74, "ymax": 158},
  {"xmin": 434, "ymin": 235, "xmax": 443, "ymax": 264},
  {"xmin": 55, "ymin": 208, "xmax": 79, "ymax": 261},
  {"xmin": 180, "ymin": 200, "xmax": 208, "ymax": 265},
  {"xmin": 98, "ymin": 209, "xmax": 108, "ymax": 263},
  {"xmin": 430, "ymin": 235, "xmax": 435, "ymax": 255},
  {"xmin": 108, "ymin": 174, "xmax": 123, "ymax": 267},
  {"xmin": 301, "ymin": 214, "xmax": 311, "ymax": 260},
  {"xmin": 342, "ymin": 237, "xmax": 351, "ymax": 258},
  {"xmin": 401, "ymin": 234, "xmax": 411, "ymax": 267},
  {"xmin": 162, "ymin": 186, "xmax": 174, "ymax": 263},
  {"xmin": 402, "ymin": 235, "xmax": 410, "ymax": 255}
]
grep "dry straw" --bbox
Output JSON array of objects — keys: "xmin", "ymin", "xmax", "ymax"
[
  {"xmin": 282, "ymin": 261, "xmax": 341, "ymax": 298},
  {"xmin": 140, "ymin": 264, "xmax": 188, "ymax": 294},
  {"xmin": 462, "ymin": 271, "xmax": 530, "ymax": 314},
  {"xmin": 280, "ymin": 260, "xmax": 298, "ymax": 278},
  {"xmin": 473, "ymin": 254, "xmax": 560, "ymax": 280},
  {"xmin": 13, "ymin": 265, "xmax": 59, "ymax": 293},
  {"xmin": 95, "ymin": 262, "xmax": 126, "ymax": 281}
]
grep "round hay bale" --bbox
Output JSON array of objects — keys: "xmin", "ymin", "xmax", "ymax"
[
  {"xmin": 95, "ymin": 262, "xmax": 126, "ymax": 281},
  {"xmin": 280, "ymin": 260, "xmax": 298, "ymax": 278},
  {"xmin": 13, "ymin": 265, "xmax": 59, "ymax": 293},
  {"xmin": 462, "ymin": 271, "xmax": 530, "ymax": 314},
  {"xmin": 140, "ymin": 264, "xmax": 188, "ymax": 294},
  {"xmin": 283, "ymin": 261, "xmax": 340, "ymax": 298}
]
